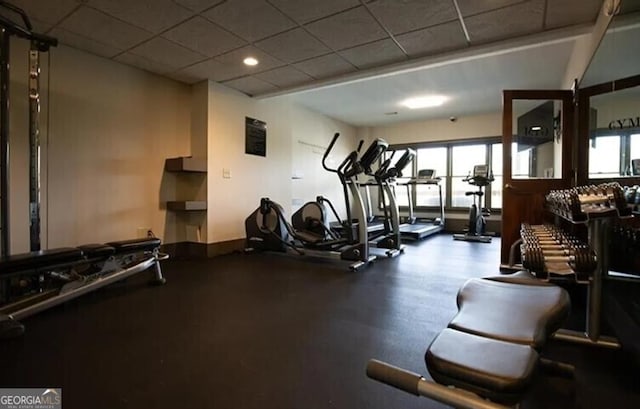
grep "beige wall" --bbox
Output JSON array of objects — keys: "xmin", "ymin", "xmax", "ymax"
[
  {"xmin": 206, "ymin": 83, "xmax": 357, "ymax": 243},
  {"xmin": 8, "ymin": 42, "xmax": 192, "ymax": 253},
  {"xmin": 363, "ymin": 112, "xmax": 502, "ymax": 146}
]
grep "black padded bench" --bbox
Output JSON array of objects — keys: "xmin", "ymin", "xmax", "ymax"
[
  {"xmin": 367, "ymin": 275, "xmax": 572, "ymax": 408},
  {"xmin": 0, "ymin": 237, "xmax": 166, "ymax": 339}
]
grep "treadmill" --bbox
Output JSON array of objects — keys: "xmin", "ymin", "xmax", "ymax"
[{"xmin": 399, "ymin": 169, "xmax": 445, "ymax": 240}]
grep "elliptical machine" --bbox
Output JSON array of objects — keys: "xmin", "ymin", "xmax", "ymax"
[
  {"xmin": 453, "ymin": 164, "xmax": 494, "ymax": 243},
  {"xmin": 245, "ymin": 134, "xmax": 386, "ymax": 271}
]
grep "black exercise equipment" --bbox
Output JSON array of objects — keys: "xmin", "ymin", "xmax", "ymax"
[
  {"xmin": 245, "ymin": 134, "xmax": 387, "ymax": 270},
  {"xmin": 0, "ymin": 237, "xmax": 167, "ymax": 338},
  {"xmin": 367, "ymin": 275, "xmax": 572, "ymax": 408},
  {"xmin": 398, "ymin": 168, "xmax": 445, "ymax": 240},
  {"xmin": 0, "ymin": 1, "xmax": 57, "ymax": 256},
  {"xmin": 453, "ymin": 164, "xmax": 494, "ymax": 243}
]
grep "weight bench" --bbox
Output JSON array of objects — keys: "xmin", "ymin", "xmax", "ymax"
[
  {"xmin": 0, "ymin": 237, "xmax": 168, "ymax": 339},
  {"xmin": 367, "ymin": 275, "xmax": 571, "ymax": 408}
]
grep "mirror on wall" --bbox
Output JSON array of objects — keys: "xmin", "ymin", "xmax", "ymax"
[
  {"xmin": 581, "ymin": 5, "xmax": 640, "ymax": 179},
  {"xmin": 511, "ymin": 100, "xmax": 563, "ymax": 179}
]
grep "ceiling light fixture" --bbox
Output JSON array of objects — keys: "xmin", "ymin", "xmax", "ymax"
[
  {"xmin": 401, "ymin": 95, "xmax": 448, "ymax": 109},
  {"xmin": 243, "ymin": 57, "xmax": 259, "ymax": 66},
  {"xmin": 531, "ymin": 126, "xmax": 542, "ymax": 131}
]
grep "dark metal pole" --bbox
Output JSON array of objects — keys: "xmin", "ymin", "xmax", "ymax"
[
  {"xmin": 0, "ymin": 28, "xmax": 10, "ymax": 257},
  {"xmin": 28, "ymin": 44, "xmax": 40, "ymax": 251}
]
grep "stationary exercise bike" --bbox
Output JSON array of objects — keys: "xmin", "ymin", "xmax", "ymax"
[{"xmin": 453, "ymin": 164, "xmax": 494, "ymax": 243}]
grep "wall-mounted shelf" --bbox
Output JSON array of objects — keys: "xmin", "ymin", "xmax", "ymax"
[
  {"xmin": 167, "ymin": 201, "xmax": 207, "ymax": 211},
  {"xmin": 165, "ymin": 157, "xmax": 207, "ymax": 173}
]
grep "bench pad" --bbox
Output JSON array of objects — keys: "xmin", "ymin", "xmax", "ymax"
[
  {"xmin": 449, "ymin": 278, "xmax": 570, "ymax": 348},
  {"xmin": 77, "ymin": 244, "xmax": 115, "ymax": 259},
  {"xmin": 426, "ymin": 328, "xmax": 538, "ymax": 405},
  {"xmin": 0, "ymin": 248, "xmax": 83, "ymax": 275},
  {"xmin": 106, "ymin": 238, "xmax": 161, "ymax": 254}
]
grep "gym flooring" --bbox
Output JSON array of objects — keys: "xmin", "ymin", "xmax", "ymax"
[{"xmin": 1, "ymin": 234, "xmax": 638, "ymax": 409}]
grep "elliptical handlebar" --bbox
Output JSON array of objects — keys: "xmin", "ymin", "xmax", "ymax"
[{"xmin": 322, "ymin": 133, "xmax": 341, "ymax": 173}]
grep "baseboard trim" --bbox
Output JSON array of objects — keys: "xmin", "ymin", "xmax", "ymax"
[{"xmin": 162, "ymin": 239, "xmax": 246, "ymax": 259}]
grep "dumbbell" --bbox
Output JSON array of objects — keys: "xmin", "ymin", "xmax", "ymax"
[{"xmin": 521, "ymin": 245, "xmax": 596, "ymax": 280}]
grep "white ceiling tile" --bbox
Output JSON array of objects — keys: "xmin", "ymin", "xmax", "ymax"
[
  {"xmin": 176, "ymin": 58, "xmax": 240, "ymax": 82},
  {"xmin": 115, "ymin": 52, "xmax": 175, "ymax": 75},
  {"xmin": 49, "ymin": 27, "xmax": 121, "ymax": 59},
  {"xmin": 465, "ymin": 0, "xmax": 545, "ymax": 44},
  {"xmin": 215, "ymin": 46, "xmax": 284, "ymax": 74},
  {"xmin": 255, "ymin": 28, "xmax": 331, "ymax": 63},
  {"xmin": 255, "ymin": 66, "xmax": 313, "ymax": 87},
  {"xmin": 456, "ymin": 0, "xmax": 525, "ymax": 17},
  {"xmin": 203, "ymin": 0, "xmax": 296, "ymax": 42},
  {"xmin": 366, "ymin": 0, "xmax": 458, "ymax": 34},
  {"xmin": 222, "ymin": 76, "xmax": 278, "ymax": 96},
  {"xmin": 305, "ymin": 6, "xmax": 388, "ymax": 50},
  {"xmin": 269, "ymin": 0, "xmax": 360, "ymax": 24},
  {"xmin": 621, "ymin": 0, "xmax": 640, "ymax": 13},
  {"xmin": 294, "ymin": 54, "xmax": 356, "ymax": 79},
  {"xmin": 162, "ymin": 17, "xmax": 246, "ymax": 57},
  {"xmin": 59, "ymin": 6, "xmax": 152, "ymax": 50},
  {"xmin": 87, "ymin": 0, "xmax": 194, "ymax": 33},
  {"xmin": 172, "ymin": 0, "xmax": 224, "ymax": 12},
  {"xmin": 396, "ymin": 21, "xmax": 467, "ymax": 58},
  {"xmin": 6, "ymin": 0, "xmax": 80, "ymax": 26},
  {"xmin": 129, "ymin": 37, "xmax": 206, "ymax": 70},
  {"xmin": 339, "ymin": 39, "xmax": 406, "ymax": 69},
  {"xmin": 165, "ymin": 70, "xmax": 204, "ymax": 84},
  {"xmin": 545, "ymin": 0, "xmax": 601, "ymax": 29}
]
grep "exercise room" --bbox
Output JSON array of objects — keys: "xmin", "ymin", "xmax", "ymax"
[{"xmin": 1, "ymin": 1, "xmax": 639, "ymax": 408}]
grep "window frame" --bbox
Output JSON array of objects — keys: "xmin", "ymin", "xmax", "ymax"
[{"xmin": 382, "ymin": 136, "xmax": 502, "ymax": 214}]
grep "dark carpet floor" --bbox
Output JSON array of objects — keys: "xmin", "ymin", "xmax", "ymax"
[{"xmin": 1, "ymin": 234, "xmax": 639, "ymax": 409}]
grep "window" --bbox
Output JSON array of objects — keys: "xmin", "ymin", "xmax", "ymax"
[
  {"xmin": 589, "ymin": 135, "xmax": 621, "ymax": 178},
  {"xmin": 416, "ymin": 147, "xmax": 447, "ymax": 207},
  {"xmin": 451, "ymin": 144, "xmax": 487, "ymax": 208},
  {"xmin": 631, "ymin": 134, "xmax": 640, "ymax": 175},
  {"xmin": 512, "ymin": 143, "xmax": 531, "ymax": 178},
  {"xmin": 382, "ymin": 150, "xmax": 413, "ymax": 207},
  {"xmin": 491, "ymin": 144, "xmax": 503, "ymax": 209}
]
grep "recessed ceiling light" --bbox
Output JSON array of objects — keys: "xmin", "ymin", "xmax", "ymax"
[
  {"xmin": 243, "ymin": 57, "xmax": 259, "ymax": 66},
  {"xmin": 401, "ymin": 95, "xmax": 448, "ymax": 109},
  {"xmin": 531, "ymin": 126, "xmax": 542, "ymax": 131}
]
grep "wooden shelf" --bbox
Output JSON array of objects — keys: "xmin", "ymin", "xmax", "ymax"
[
  {"xmin": 165, "ymin": 157, "xmax": 207, "ymax": 173},
  {"xmin": 166, "ymin": 201, "xmax": 207, "ymax": 211}
]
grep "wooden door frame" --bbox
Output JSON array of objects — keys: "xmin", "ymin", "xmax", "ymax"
[
  {"xmin": 576, "ymin": 74, "xmax": 640, "ymax": 186},
  {"xmin": 500, "ymin": 90, "xmax": 575, "ymax": 266}
]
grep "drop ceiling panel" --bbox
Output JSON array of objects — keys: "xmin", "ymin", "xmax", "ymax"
[
  {"xmin": 465, "ymin": 0, "xmax": 545, "ymax": 44},
  {"xmin": 203, "ymin": 0, "xmax": 296, "ymax": 42},
  {"xmin": 162, "ymin": 17, "xmax": 246, "ymax": 57},
  {"xmin": 293, "ymin": 53, "xmax": 356, "ymax": 79},
  {"xmin": 269, "ymin": 0, "xmax": 360, "ymax": 24},
  {"xmin": 222, "ymin": 76, "xmax": 278, "ymax": 96},
  {"xmin": 255, "ymin": 28, "xmax": 331, "ymax": 63},
  {"xmin": 7, "ymin": 0, "xmax": 79, "ymax": 26},
  {"xmin": 255, "ymin": 66, "xmax": 313, "ymax": 87},
  {"xmin": 339, "ymin": 39, "xmax": 406, "ymax": 69},
  {"xmin": 305, "ymin": 6, "xmax": 388, "ymax": 50},
  {"xmin": 173, "ymin": 0, "xmax": 224, "ymax": 13},
  {"xmin": 456, "ymin": 0, "xmax": 526, "ymax": 17},
  {"xmin": 366, "ymin": 0, "xmax": 458, "ymax": 34},
  {"xmin": 115, "ymin": 52, "xmax": 175, "ymax": 75},
  {"xmin": 215, "ymin": 45, "xmax": 284, "ymax": 75},
  {"xmin": 87, "ymin": 0, "xmax": 194, "ymax": 33},
  {"xmin": 129, "ymin": 37, "xmax": 206, "ymax": 70},
  {"xmin": 545, "ymin": 0, "xmax": 602, "ymax": 29},
  {"xmin": 59, "ymin": 6, "xmax": 152, "ymax": 50},
  {"xmin": 49, "ymin": 27, "xmax": 121, "ymax": 59},
  {"xmin": 396, "ymin": 21, "xmax": 467, "ymax": 58},
  {"xmin": 175, "ymin": 58, "xmax": 239, "ymax": 82}
]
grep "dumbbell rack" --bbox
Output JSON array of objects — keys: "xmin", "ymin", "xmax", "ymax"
[{"xmin": 544, "ymin": 183, "xmax": 633, "ymax": 349}]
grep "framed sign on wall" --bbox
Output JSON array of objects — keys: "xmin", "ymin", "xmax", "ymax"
[{"xmin": 245, "ymin": 117, "xmax": 266, "ymax": 157}]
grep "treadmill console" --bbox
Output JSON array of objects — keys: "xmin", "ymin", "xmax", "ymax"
[{"xmin": 417, "ymin": 169, "xmax": 436, "ymax": 179}]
